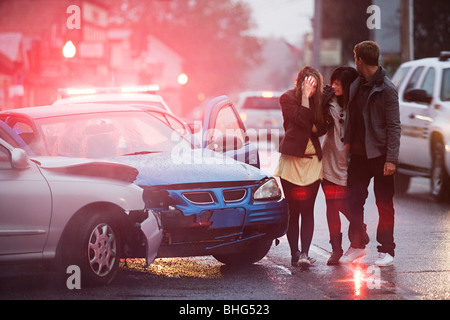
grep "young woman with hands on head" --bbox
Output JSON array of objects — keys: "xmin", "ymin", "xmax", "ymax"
[{"xmin": 274, "ymin": 66, "xmax": 326, "ymax": 269}]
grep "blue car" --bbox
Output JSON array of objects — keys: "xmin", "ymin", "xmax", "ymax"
[{"xmin": 0, "ymin": 96, "xmax": 288, "ymax": 265}]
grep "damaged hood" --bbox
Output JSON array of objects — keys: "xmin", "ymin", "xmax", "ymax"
[
  {"xmin": 32, "ymin": 156, "xmax": 139, "ymax": 183},
  {"xmin": 109, "ymin": 152, "xmax": 266, "ymax": 187}
]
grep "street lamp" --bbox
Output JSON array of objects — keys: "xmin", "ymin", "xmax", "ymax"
[
  {"xmin": 62, "ymin": 40, "xmax": 76, "ymax": 58},
  {"xmin": 177, "ymin": 73, "xmax": 188, "ymax": 85}
]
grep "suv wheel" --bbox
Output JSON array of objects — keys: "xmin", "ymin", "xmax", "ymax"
[{"xmin": 430, "ymin": 140, "xmax": 450, "ymax": 202}]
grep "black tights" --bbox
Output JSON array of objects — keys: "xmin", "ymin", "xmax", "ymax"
[{"xmin": 281, "ymin": 178, "xmax": 320, "ymax": 256}]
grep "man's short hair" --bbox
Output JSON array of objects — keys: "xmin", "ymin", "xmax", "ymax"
[{"xmin": 354, "ymin": 41, "xmax": 380, "ymax": 66}]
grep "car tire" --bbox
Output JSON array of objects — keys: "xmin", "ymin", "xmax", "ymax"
[
  {"xmin": 213, "ymin": 240, "xmax": 272, "ymax": 265},
  {"xmin": 63, "ymin": 212, "xmax": 121, "ymax": 286},
  {"xmin": 430, "ymin": 140, "xmax": 450, "ymax": 202}
]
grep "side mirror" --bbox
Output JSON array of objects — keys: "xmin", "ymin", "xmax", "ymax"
[
  {"xmin": 11, "ymin": 148, "xmax": 30, "ymax": 169},
  {"xmin": 405, "ymin": 88, "xmax": 432, "ymax": 104}
]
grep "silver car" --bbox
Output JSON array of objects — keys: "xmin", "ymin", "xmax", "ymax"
[{"xmin": 0, "ymin": 129, "xmax": 163, "ymax": 286}]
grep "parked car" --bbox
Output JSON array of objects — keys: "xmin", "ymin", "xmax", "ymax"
[
  {"xmin": 391, "ymin": 51, "xmax": 450, "ymax": 201},
  {"xmin": 0, "ymin": 124, "xmax": 163, "ymax": 286},
  {"xmin": 236, "ymin": 91, "xmax": 284, "ymax": 142},
  {"xmin": 0, "ymin": 96, "xmax": 288, "ymax": 265},
  {"xmin": 53, "ymin": 85, "xmax": 201, "ymax": 148},
  {"xmin": 53, "ymin": 85, "xmax": 173, "ymax": 113}
]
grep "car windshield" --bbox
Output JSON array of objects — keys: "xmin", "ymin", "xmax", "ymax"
[
  {"xmin": 241, "ymin": 97, "xmax": 279, "ymax": 110},
  {"xmin": 441, "ymin": 68, "xmax": 450, "ymax": 101},
  {"xmin": 35, "ymin": 111, "xmax": 192, "ymax": 158}
]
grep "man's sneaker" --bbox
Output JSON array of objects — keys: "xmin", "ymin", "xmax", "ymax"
[
  {"xmin": 375, "ymin": 252, "xmax": 394, "ymax": 266},
  {"xmin": 340, "ymin": 247, "xmax": 366, "ymax": 264}
]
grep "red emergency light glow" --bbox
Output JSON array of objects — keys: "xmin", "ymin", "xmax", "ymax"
[
  {"xmin": 354, "ymin": 266, "xmax": 363, "ymax": 297},
  {"xmin": 120, "ymin": 85, "xmax": 160, "ymax": 93},
  {"xmin": 261, "ymin": 91, "xmax": 274, "ymax": 98},
  {"xmin": 57, "ymin": 85, "xmax": 160, "ymax": 99},
  {"xmin": 291, "ymin": 186, "xmax": 312, "ymax": 201},
  {"xmin": 322, "ymin": 185, "xmax": 349, "ymax": 200}
]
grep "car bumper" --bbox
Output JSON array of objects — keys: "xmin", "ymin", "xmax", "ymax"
[
  {"xmin": 156, "ymin": 198, "xmax": 289, "ymax": 258},
  {"xmin": 139, "ymin": 209, "xmax": 163, "ymax": 265}
]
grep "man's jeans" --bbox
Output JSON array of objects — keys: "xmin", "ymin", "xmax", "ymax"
[{"xmin": 348, "ymin": 154, "xmax": 396, "ymax": 256}]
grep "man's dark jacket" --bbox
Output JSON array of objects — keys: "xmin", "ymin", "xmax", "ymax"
[{"xmin": 344, "ymin": 68, "xmax": 401, "ymax": 164}]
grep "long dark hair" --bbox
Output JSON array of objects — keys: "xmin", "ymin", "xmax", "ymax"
[
  {"xmin": 294, "ymin": 66, "xmax": 324, "ymax": 128},
  {"xmin": 329, "ymin": 66, "xmax": 358, "ymax": 108}
]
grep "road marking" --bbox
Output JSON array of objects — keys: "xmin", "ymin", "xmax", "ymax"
[
  {"xmin": 272, "ymin": 263, "xmax": 293, "ymax": 275},
  {"xmin": 310, "ymin": 244, "xmax": 331, "ymax": 258}
]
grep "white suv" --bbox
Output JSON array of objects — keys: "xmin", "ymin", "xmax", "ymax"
[{"xmin": 392, "ymin": 51, "xmax": 450, "ymax": 201}]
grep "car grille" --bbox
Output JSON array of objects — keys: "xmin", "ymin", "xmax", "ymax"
[
  {"xmin": 182, "ymin": 192, "xmax": 214, "ymax": 204},
  {"xmin": 223, "ymin": 189, "xmax": 247, "ymax": 202},
  {"xmin": 182, "ymin": 189, "xmax": 248, "ymax": 205}
]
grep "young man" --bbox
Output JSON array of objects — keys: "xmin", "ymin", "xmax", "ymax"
[{"xmin": 341, "ymin": 41, "xmax": 401, "ymax": 266}]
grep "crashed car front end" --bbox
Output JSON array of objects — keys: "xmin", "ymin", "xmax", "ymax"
[{"xmin": 142, "ymin": 177, "xmax": 288, "ymax": 259}]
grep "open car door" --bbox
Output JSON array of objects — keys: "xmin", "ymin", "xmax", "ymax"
[
  {"xmin": 0, "ymin": 120, "xmax": 35, "ymax": 156},
  {"xmin": 202, "ymin": 95, "xmax": 260, "ymax": 168}
]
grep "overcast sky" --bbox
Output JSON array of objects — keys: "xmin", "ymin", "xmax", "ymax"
[{"xmin": 241, "ymin": 0, "xmax": 314, "ymax": 44}]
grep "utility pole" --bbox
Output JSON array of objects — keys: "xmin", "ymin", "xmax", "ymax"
[
  {"xmin": 401, "ymin": 0, "xmax": 414, "ymax": 62},
  {"xmin": 313, "ymin": 0, "xmax": 322, "ymax": 70}
]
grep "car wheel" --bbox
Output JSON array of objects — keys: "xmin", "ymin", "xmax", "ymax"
[
  {"xmin": 213, "ymin": 240, "xmax": 272, "ymax": 265},
  {"xmin": 394, "ymin": 173, "xmax": 410, "ymax": 195},
  {"xmin": 430, "ymin": 140, "xmax": 450, "ymax": 202},
  {"xmin": 64, "ymin": 212, "xmax": 121, "ymax": 286}
]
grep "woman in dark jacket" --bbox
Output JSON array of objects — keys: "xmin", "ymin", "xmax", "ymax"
[{"xmin": 274, "ymin": 66, "xmax": 326, "ymax": 268}]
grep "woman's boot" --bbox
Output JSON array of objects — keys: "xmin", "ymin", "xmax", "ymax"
[{"xmin": 327, "ymin": 233, "xmax": 343, "ymax": 265}]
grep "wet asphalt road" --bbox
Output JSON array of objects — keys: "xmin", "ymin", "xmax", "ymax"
[{"xmin": 0, "ymin": 146, "xmax": 449, "ymax": 302}]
